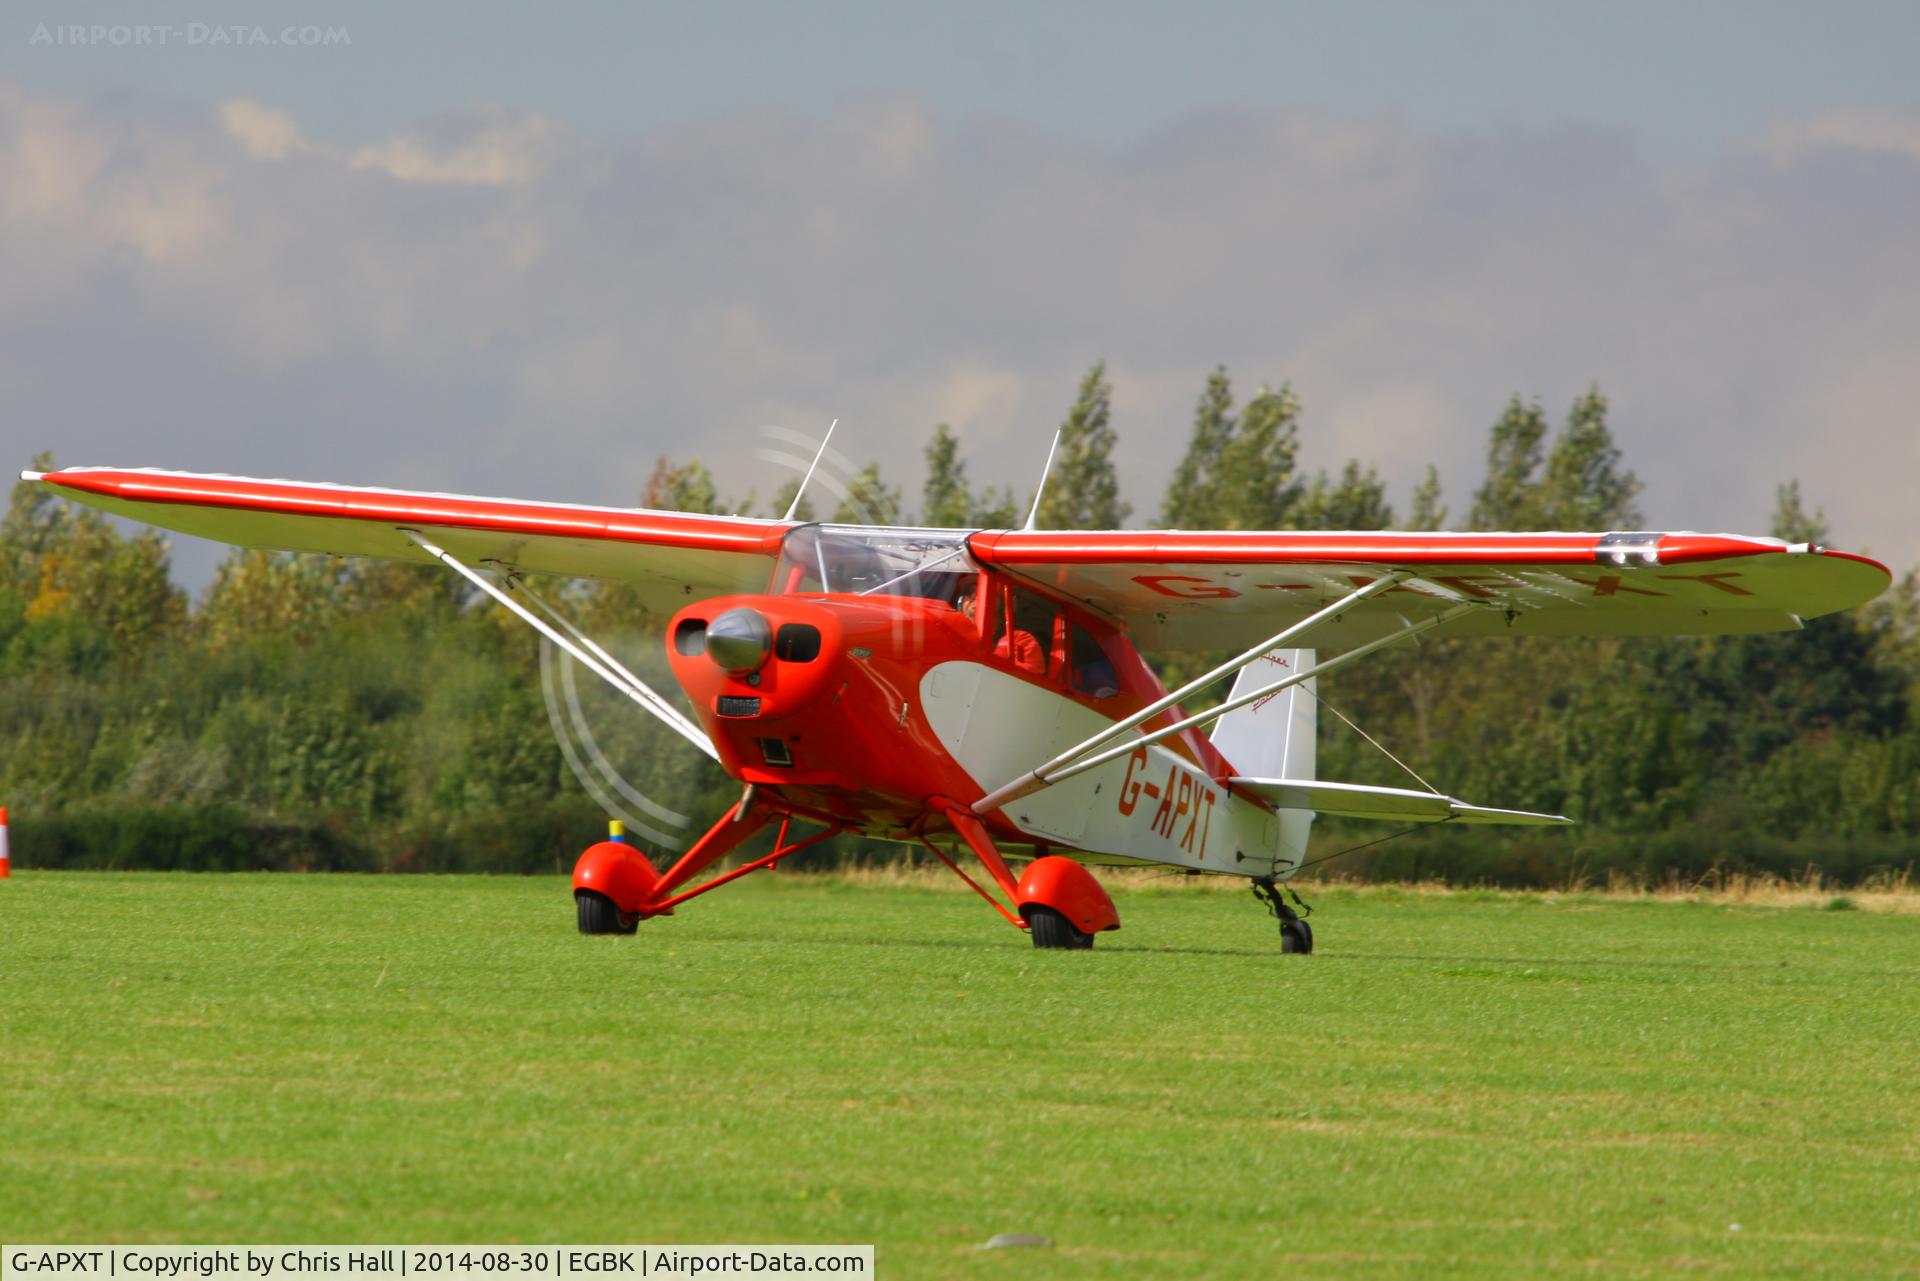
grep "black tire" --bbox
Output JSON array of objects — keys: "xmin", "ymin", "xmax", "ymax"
[
  {"xmin": 1028, "ymin": 905, "xmax": 1094, "ymax": 950},
  {"xmin": 576, "ymin": 890, "xmax": 638, "ymax": 936},
  {"xmin": 1280, "ymin": 917, "xmax": 1314, "ymax": 955}
]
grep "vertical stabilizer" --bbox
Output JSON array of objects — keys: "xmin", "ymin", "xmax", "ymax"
[
  {"xmin": 1210, "ymin": 648, "xmax": 1316, "ymax": 867},
  {"xmin": 1210, "ymin": 648, "xmax": 1314, "ymax": 778}
]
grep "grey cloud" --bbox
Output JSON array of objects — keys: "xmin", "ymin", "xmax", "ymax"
[{"xmin": 2, "ymin": 85, "xmax": 1916, "ymax": 593}]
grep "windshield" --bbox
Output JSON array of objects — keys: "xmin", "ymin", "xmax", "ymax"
[{"xmin": 775, "ymin": 525, "xmax": 980, "ymax": 602}]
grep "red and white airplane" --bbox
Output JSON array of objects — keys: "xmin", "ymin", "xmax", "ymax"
[{"xmin": 25, "ymin": 462, "xmax": 1890, "ymax": 951}]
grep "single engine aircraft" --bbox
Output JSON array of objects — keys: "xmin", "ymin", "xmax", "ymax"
[{"xmin": 23, "ymin": 460, "xmax": 1890, "ymax": 951}]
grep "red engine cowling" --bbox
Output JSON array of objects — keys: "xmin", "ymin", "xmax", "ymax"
[{"xmin": 664, "ymin": 593, "xmax": 990, "ymax": 829}]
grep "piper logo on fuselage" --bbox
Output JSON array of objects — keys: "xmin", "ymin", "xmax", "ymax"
[{"xmin": 1117, "ymin": 746, "xmax": 1216, "ymax": 858}]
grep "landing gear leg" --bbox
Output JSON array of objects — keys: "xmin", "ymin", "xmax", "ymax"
[{"xmin": 1252, "ymin": 877, "xmax": 1314, "ymax": 954}]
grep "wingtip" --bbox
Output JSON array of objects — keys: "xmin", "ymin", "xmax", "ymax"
[{"xmin": 19, "ymin": 470, "xmax": 46, "ymax": 483}]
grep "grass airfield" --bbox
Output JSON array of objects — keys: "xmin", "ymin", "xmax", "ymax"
[{"xmin": 2, "ymin": 870, "xmax": 1916, "ymax": 1279}]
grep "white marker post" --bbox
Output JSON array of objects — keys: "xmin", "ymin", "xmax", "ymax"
[{"xmin": 0, "ymin": 806, "xmax": 10, "ymax": 877}]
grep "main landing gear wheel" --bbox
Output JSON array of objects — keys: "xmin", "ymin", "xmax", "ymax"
[
  {"xmin": 1280, "ymin": 917, "xmax": 1314, "ymax": 954},
  {"xmin": 576, "ymin": 890, "xmax": 638, "ymax": 936},
  {"xmin": 1028, "ymin": 905, "xmax": 1095, "ymax": 950}
]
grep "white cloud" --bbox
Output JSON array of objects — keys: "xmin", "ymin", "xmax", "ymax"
[
  {"xmin": 1761, "ymin": 110, "xmax": 1920, "ymax": 164},
  {"xmin": 0, "ymin": 91, "xmax": 227, "ymax": 264},
  {"xmin": 0, "ymin": 90, "xmax": 110, "ymax": 226},
  {"xmin": 3, "ymin": 86, "xmax": 1918, "ymax": 587},
  {"xmin": 348, "ymin": 112, "xmax": 556, "ymax": 185},
  {"xmin": 218, "ymin": 95, "xmax": 555, "ymax": 186},
  {"xmin": 218, "ymin": 99, "xmax": 307, "ymax": 161}
]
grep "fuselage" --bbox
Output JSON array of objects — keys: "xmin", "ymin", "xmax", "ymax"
[{"xmin": 662, "ymin": 526, "xmax": 1304, "ymax": 877}]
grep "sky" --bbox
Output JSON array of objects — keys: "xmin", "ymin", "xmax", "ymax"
[{"xmin": 4, "ymin": 1, "xmax": 1919, "ymax": 590}]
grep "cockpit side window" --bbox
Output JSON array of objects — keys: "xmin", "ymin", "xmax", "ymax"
[
  {"xmin": 951, "ymin": 572, "xmax": 990, "ymax": 638},
  {"xmin": 1069, "ymin": 623, "xmax": 1120, "ymax": 700},
  {"xmin": 999, "ymin": 587, "xmax": 1057, "ymax": 678}
]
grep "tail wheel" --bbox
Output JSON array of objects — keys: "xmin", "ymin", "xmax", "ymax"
[
  {"xmin": 1252, "ymin": 877, "xmax": 1315, "ymax": 954},
  {"xmin": 576, "ymin": 890, "xmax": 639, "ymax": 936},
  {"xmin": 1028, "ymin": 906, "xmax": 1095, "ymax": 950}
]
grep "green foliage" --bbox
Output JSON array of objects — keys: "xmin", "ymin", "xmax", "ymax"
[
  {"xmin": 1542, "ymin": 386, "xmax": 1642, "ymax": 528},
  {"xmin": 199, "ymin": 549, "xmax": 347, "ymax": 650},
  {"xmin": 830, "ymin": 461, "xmax": 902, "ymax": 526},
  {"xmin": 1034, "ymin": 361, "xmax": 1130, "ymax": 529},
  {"xmin": 643, "ymin": 455, "xmax": 722, "ymax": 514},
  {"xmin": 3, "ymin": 455, "xmax": 185, "ymax": 674},
  {"xmin": 432, "ymin": 684, "xmax": 565, "ymax": 815},
  {"xmin": 1651, "ymin": 615, "xmax": 1907, "ymax": 763},
  {"xmin": 266, "ymin": 694, "xmax": 397, "ymax": 820},
  {"xmin": 1297, "ymin": 459, "xmax": 1394, "ymax": 530},
  {"xmin": 0, "ymin": 453, "xmax": 64, "ymax": 579},
  {"xmin": 1771, "ymin": 479, "xmax": 1829, "ymax": 543},
  {"xmin": 1470, "ymin": 395, "xmax": 1552, "ymax": 529},
  {"xmin": 765, "ymin": 476, "xmax": 816, "ymax": 522},
  {"xmin": 1159, "ymin": 373, "xmax": 1305, "ymax": 530},
  {"xmin": 1213, "ymin": 382, "xmax": 1305, "ymax": 529},
  {"xmin": 1406, "ymin": 464, "xmax": 1448, "ymax": 529},
  {"xmin": 1160, "ymin": 366, "xmax": 1237, "ymax": 527},
  {"xmin": 13, "ymin": 806, "xmax": 369, "ymax": 871},
  {"xmin": 920, "ymin": 423, "xmax": 970, "ymax": 526},
  {"xmin": 968, "ymin": 484, "xmax": 1022, "ymax": 528},
  {"xmin": 1469, "ymin": 387, "xmax": 1641, "ymax": 530},
  {"xmin": 915, "ymin": 426, "xmax": 1022, "ymax": 527},
  {"xmin": 342, "ymin": 558, "xmax": 467, "ymax": 618}
]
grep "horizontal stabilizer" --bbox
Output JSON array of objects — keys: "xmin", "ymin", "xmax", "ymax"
[{"xmin": 1228, "ymin": 777, "xmax": 1571, "ymax": 827}]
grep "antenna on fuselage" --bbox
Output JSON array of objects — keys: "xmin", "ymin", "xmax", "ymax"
[
  {"xmin": 1022, "ymin": 428, "xmax": 1063, "ymax": 531},
  {"xmin": 782, "ymin": 418, "xmax": 839, "ymax": 522}
]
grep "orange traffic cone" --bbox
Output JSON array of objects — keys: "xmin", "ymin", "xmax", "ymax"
[{"xmin": 0, "ymin": 806, "xmax": 10, "ymax": 878}]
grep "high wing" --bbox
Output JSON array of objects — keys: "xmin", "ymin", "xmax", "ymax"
[
  {"xmin": 25, "ymin": 470, "xmax": 1894, "ymax": 651},
  {"xmin": 971, "ymin": 529, "xmax": 1892, "ymax": 650},
  {"xmin": 25, "ymin": 467, "xmax": 788, "ymax": 613}
]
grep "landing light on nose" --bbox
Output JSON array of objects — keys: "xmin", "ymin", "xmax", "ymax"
[{"xmin": 706, "ymin": 607, "xmax": 773, "ymax": 673}]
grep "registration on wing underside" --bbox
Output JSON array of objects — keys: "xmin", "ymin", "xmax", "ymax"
[{"xmin": 990, "ymin": 558, "xmax": 1883, "ymax": 649}]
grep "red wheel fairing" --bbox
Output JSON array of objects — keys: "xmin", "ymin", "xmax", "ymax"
[
  {"xmin": 1016, "ymin": 856, "xmax": 1119, "ymax": 935},
  {"xmin": 572, "ymin": 840, "xmax": 662, "ymax": 915}
]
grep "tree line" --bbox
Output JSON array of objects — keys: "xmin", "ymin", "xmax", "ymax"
[{"xmin": 3, "ymin": 363, "xmax": 1915, "ymax": 885}]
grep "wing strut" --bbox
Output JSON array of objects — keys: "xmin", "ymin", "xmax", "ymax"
[
  {"xmin": 974, "ymin": 598, "xmax": 1477, "ymax": 814},
  {"xmin": 502, "ymin": 572, "xmax": 716, "ymax": 754},
  {"xmin": 973, "ymin": 571, "xmax": 1416, "ymax": 813},
  {"xmin": 402, "ymin": 529, "xmax": 720, "ymax": 761}
]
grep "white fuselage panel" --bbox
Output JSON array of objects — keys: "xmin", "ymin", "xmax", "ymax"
[{"xmin": 919, "ymin": 661, "xmax": 1305, "ymax": 878}]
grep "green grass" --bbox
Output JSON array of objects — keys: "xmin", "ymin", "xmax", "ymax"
[{"xmin": 2, "ymin": 873, "xmax": 1917, "ymax": 1279}]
